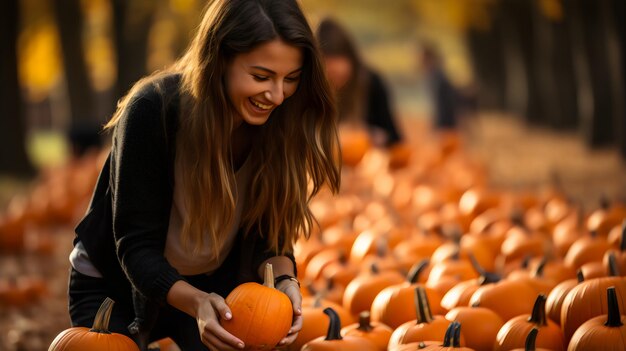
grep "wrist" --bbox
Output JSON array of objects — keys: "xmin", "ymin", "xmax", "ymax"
[{"xmin": 274, "ymin": 274, "xmax": 300, "ymax": 288}]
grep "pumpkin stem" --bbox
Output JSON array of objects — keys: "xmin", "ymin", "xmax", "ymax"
[
  {"xmin": 527, "ymin": 294, "xmax": 548, "ymax": 326},
  {"xmin": 326, "ymin": 277, "xmax": 335, "ymax": 291},
  {"xmin": 619, "ymin": 219, "xmax": 626, "ymax": 252},
  {"xmin": 414, "ymin": 286, "xmax": 434, "ymax": 324},
  {"xmin": 608, "ymin": 252, "xmax": 621, "ymax": 277},
  {"xmin": 407, "ymin": 259, "xmax": 430, "ymax": 284},
  {"xmin": 525, "ymin": 328, "xmax": 539, "ymax": 351},
  {"xmin": 264, "ymin": 263, "xmax": 275, "ymax": 289},
  {"xmin": 338, "ymin": 250, "xmax": 349, "ymax": 265},
  {"xmin": 452, "ymin": 321, "xmax": 462, "ymax": 347},
  {"xmin": 576, "ymin": 269, "xmax": 585, "ymax": 283},
  {"xmin": 532, "ymin": 257, "xmax": 547, "ymax": 278},
  {"xmin": 441, "ymin": 321, "xmax": 457, "ymax": 347},
  {"xmin": 90, "ymin": 297, "xmax": 114, "ymax": 334},
  {"xmin": 323, "ymin": 307, "xmax": 343, "ymax": 341},
  {"xmin": 521, "ymin": 255, "xmax": 531, "ymax": 269},
  {"xmin": 469, "ymin": 252, "xmax": 500, "ymax": 285},
  {"xmin": 357, "ymin": 311, "xmax": 374, "ymax": 332},
  {"xmin": 371, "ymin": 263, "xmax": 380, "ymax": 275},
  {"xmin": 376, "ymin": 236, "xmax": 389, "ymax": 258},
  {"xmin": 605, "ymin": 286, "xmax": 624, "ymax": 327}
]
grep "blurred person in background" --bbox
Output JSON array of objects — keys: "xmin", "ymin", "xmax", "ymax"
[
  {"xmin": 418, "ymin": 42, "xmax": 478, "ymax": 132},
  {"xmin": 316, "ymin": 17, "xmax": 404, "ymax": 148},
  {"xmin": 65, "ymin": 0, "xmax": 340, "ymax": 350}
]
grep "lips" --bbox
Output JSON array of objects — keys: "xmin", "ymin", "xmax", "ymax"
[{"xmin": 249, "ymin": 98, "xmax": 273, "ymax": 111}]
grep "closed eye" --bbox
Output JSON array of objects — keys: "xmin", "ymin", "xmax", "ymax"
[
  {"xmin": 252, "ymin": 75, "xmax": 269, "ymax": 81},
  {"xmin": 285, "ymin": 76, "xmax": 301, "ymax": 83}
]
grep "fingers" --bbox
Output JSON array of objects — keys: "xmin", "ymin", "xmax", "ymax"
[
  {"xmin": 200, "ymin": 319, "xmax": 245, "ymax": 350},
  {"xmin": 278, "ymin": 314, "xmax": 303, "ymax": 347},
  {"xmin": 274, "ymin": 282, "xmax": 303, "ymax": 348},
  {"xmin": 197, "ymin": 293, "xmax": 244, "ymax": 350},
  {"xmin": 208, "ymin": 293, "xmax": 233, "ymax": 321}
]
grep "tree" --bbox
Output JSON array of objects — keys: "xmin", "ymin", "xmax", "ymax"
[{"xmin": 0, "ymin": 0, "xmax": 36, "ymax": 177}]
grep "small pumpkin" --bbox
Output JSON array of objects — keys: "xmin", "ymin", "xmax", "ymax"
[
  {"xmin": 342, "ymin": 263, "xmax": 405, "ymax": 317},
  {"xmin": 370, "ymin": 260, "xmax": 444, "ymax": 329},
  {"xmin": 222, "ymin": 263, "xmax": 292, "ymax": 350},
  {"xmin": 290, "ymin": 295, "xmax": 353, "ymax": 351},
  {"xmin": 509, "ymin": 328, "xmax": 553, "ymax": 351},
  {"xmin": 568, "ymin": 286, "xmax": 626, "ymax": 350},
  {"xmin": 494, "ymin": 294, "xmax": 564, "ymax": 351},
  {"xmin": 387, "ymin": 287, "xmax": 453, "ymax": 348},
  {"xmin": 341, "ymin": 311, "xmax": 393, "ymax": 351},
  {"xmin": 301, "ymin": 308, "xmax": 378, "ymax": 350},
  {"xmin": 48, "ymin": 297, "xmax": 140, "ymax": 351},
  {"xmin": 419, "ymin": 321, "xmax": 474, "ymax": 351},
  {"xmin": 545, "ymin": 270, "xmax": 584, "ymax": 325},
  {"xmin": 561, "ymin": 254, "xmax": 626, "ymax": 343},
  {"xmin": 469, "ymin": 279, "xmax": 537, "ymax": 322},
  {"xmin": 564, "ymin": 230, "xmax": 612, "ymax": 269},
  {"xmin": 440, "ymin": 253, "xmax": 501, "ymax": 310},
  {"xmin": 445, "ymin": 306, "xmax": 504, "ymax": 351}
]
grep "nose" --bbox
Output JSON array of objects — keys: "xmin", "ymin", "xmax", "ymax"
[{"xmin": 264, "ymin": 82, "xmax": 285, "ymax": 106}]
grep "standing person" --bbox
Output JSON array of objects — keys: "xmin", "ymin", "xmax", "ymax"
[
  {"xmin": 66, "ymin": 0, "xmax": 340, "ymax": 350},
  {"xmin": 315, "ymin": 17, "xmax": 404, "ymax": 148},
  {"xmin": 419, "ymin": 43, "xmax": 460, "ymax": 130}
]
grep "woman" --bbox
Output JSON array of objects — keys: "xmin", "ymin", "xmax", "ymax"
[
  {"xmin": 316, "ymin": 17, "xmax": 403, "ymax": 148},
  {"xmin": 67, "ymin": 0, "xmax": 340, "ymax": 350}
]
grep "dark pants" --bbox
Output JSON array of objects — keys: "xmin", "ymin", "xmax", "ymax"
[{"xmin": 68, "ymin": 268, "xmax": 213, "ymax": 350}]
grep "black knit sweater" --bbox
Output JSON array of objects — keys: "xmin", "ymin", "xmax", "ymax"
[{"xmin": 74, "ymin": 73, "xmax": 295, "ymax": 310}]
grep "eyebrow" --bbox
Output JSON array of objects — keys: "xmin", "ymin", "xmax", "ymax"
[{"xmin": 250, "ymin": 66, "xmax": 303, "ymax": 75}]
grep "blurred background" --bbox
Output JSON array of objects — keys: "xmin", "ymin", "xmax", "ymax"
[{"xmin": 0, "ymin": 0, "xmax": 624, "ymax": 350}]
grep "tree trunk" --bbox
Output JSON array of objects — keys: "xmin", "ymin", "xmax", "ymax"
[
  {"xmin": 112, "ymin": 0, "xmax": 156, "ymax": 103},
  {"xmin": 52, "ymin": 0, "xmax": 94, "ymax": 124},
  {"xmin": 0, "ymin": 0, "xmax": 36, "ymax": 177}
]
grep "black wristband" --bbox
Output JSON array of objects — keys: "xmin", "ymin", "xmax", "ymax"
[{"xmin": 274, "ymin": 274, "xmax": 300, "ymax": 287}]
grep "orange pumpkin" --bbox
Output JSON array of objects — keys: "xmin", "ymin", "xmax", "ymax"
[
  {"xmin": 469, "ymin": 280, "xmax": 537, "ymax": 322},
  {"xmin": 370, "ymin": 260, "xmax": 444, "ymax": 329},
  {"xmin": 419, "ymin": 321, "xmax": 473, "ymax": 351},
  {"xmin": 494, "ymin": 294, "xmax": 564, "ymax": 351},
  {"xmin": 301, "ymin": 308, "xmax": 378, "ymax": 350},
  {"xmin": 388, "ymin": 287, "xmax": 452, "ymax": 348},
  {"xmin": 445, "ymin": 306, "xmax": 503, "ymax": 351},
  {"xmin": 339, "ymin": 127, "xmax": 372, "ymax": 167},
  {"xmin": 564, "ymin": 231, "xmax": 612, "ymax": 269},
  {"xmin": 222, "ymin": 264, "xmax": 292, "ymax": 350},
  {"xmin": 49, "ymin": 297, "xmax": 139, "ymax": 351},
  {"xmin": 568, "ymin": 286, "xmax": 626, "ymax": 350},
  {"xmin": 342, "ymin": 264, "xmax": 405, "ymax": 317},
  {"xmin": 341, "ymin": 311, "xmax": 393, "ymax": 351},
  {"xmin": 290, "ymin": 295, "xmax": 353, "ymax": 351},
  {"xmin": 545, "ymin": 270, "xmax": 584, "ymax": 325},
  {"xmin": 440, "ymin": 253, "xmax": 501, "ymax": 310},
  {"xmin": 561, "ymin": 254, "xmax": 626, "ymax": 344},
  {"xmin": 509, "ymin": 328, "xmax": 553, "ymax": 351}
]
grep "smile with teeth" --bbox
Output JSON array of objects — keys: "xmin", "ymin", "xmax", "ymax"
[{"xmin": 250, "ymin": 98, "xmax": 273, "ymax": 111}]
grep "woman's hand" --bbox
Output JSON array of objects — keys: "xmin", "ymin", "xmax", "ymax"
[
  {"xmin": 196, "ymin": 293, "xmax": 245, "ymax": 350},
  {"xmin": 274, "ymin": 279, "xmax": 303, "ymax": 348}
]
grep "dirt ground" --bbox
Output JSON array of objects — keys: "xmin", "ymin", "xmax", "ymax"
[{"xmin": 1, "ymin": 113, "xmax": 625, "ymax": 350}]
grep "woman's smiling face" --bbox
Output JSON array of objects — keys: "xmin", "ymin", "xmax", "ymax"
[{"xmin": 226, "ymin": 39, "xmax": 303, "ymax": 127}]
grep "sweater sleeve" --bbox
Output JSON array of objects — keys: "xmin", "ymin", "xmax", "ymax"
[
  {"xmin": 366, "ymin": 70, "xmax": 402, "ymax": 146},
  {"xmin": 109, "ymin": 91, "xmax": 183, "ymax": 303}
]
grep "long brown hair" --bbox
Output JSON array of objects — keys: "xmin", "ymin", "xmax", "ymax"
[{"xmin": 105, "ymin": 0, "xmax": 340, "ymax": 258}]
